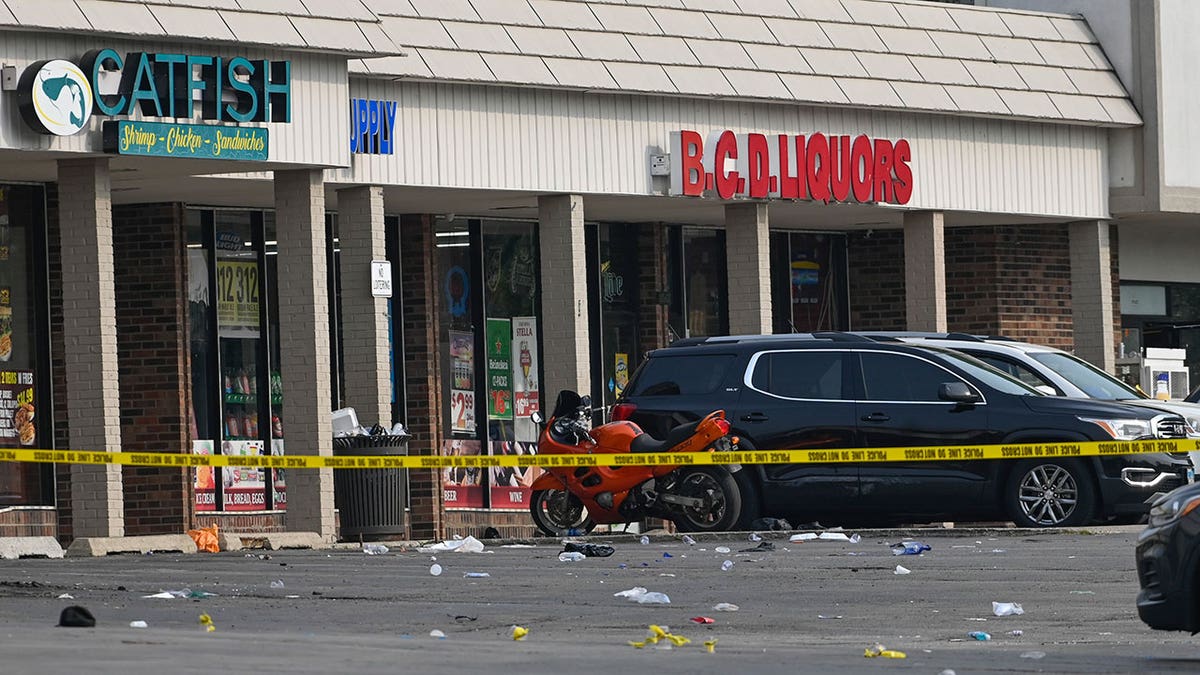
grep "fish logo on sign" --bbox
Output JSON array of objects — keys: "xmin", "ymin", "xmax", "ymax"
[{"xmin": 18, "ymin": 60, "xmax": 93, "ymax": 136}]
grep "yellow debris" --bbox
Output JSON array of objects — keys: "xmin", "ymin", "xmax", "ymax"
[
  {"xmin": 864, "ymin": 644, "xmax": 906, "ymax": 659},
  {"xmin": 510, "ymin": 625, "xmax": 529, "ymax": 641},
  {"xmin": 198, "ymin": 613, "xmax": 215, "ymax": 633},
  {"xmin": 704, "ymin": 639, "xmax": 718, "ymax": 654}
]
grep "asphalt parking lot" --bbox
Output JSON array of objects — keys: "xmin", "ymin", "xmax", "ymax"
[{"xmin": 1, "ymin": 527, "xmax": 1198, "ymax": 674}]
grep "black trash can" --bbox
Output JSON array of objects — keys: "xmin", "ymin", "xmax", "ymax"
[{"xmin": 332, "ymin": 434, "xmax": 410, "ymax": 540}]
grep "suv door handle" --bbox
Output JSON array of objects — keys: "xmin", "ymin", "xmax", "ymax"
[
  {"xmin": 740, "ymin": 412, "xmax": 769, "ymax": 422},
  {"xmin": 860, "ymin": 413, "xmax": 891, "ymax": 423}
]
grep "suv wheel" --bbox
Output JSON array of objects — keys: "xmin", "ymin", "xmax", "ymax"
[
  {"xmin": 1004, "ymin": 458, "xmax": 1096, "ymax": 527},
  {"xmin": 530, "ymin": 488, "xmax": 596, "ymax": 537},
  {"xmin": 673, "ymin": 466, "xmax": 743, "ymax": 533}
]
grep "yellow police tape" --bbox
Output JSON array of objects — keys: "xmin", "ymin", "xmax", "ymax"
[{"xmin": 2, "ymin": 438, "xmax": 1198, "ymax": 470}]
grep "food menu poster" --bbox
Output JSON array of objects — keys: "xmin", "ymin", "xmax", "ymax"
[
  {"xmin": 489, "ymin": 440, "xmax": 543, "ymax": 509},
  {"xmin": 0, "ymin": 370, "xmax": 34, "ymax": 448},
  {"xmin": 192, "ymin": 440, "xmax": 215, "ymax": 512},
  {"xmin": 442, "ymin": 439, "xmax": 485, "ymax": 508}
]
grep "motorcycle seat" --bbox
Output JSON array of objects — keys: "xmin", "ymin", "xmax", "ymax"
[{"xmin": 630, "ymin": 419, "xmax": 702, "ymax": 454}]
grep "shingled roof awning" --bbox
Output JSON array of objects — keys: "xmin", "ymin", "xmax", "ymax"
[
  {"xmin": 351, "ymin": 0, "xmax": 1140, "ymax": 127},
  {"xmin": 0, "ymin": 0, "xmax": 404, "ymax": 57}
]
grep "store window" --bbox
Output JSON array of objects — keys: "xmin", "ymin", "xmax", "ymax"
[
  {"xmin": 591, "ymin": 223, "xmax": 641, "ymax": 410},
  {"xmin": 0, "ymin": 185, "xmax": 50, "ymax": 506},
  {"xmin": 667, "ymin": 226, "xmax": 728, "ymax": 339},
  {"xmin": 769, "ymin": 232, "xmax": 848, "ymax": 333},
  {"xmin": 188, "ymin": 209, "xmax": 344, "ymax": 512},
  {"xmin": 437, "ymin": 218, "xmax": 543, "ymax": 510}
]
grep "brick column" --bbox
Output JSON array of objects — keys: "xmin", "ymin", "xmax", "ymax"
[
  {"xmin": 903, "ymin": 211, "xmax": 947, "ymax": 332},
  {"xmin": 400, "ymin": 214, "xmax": 443, "ymax": 540},
  {"xmin": 724, "ymin": 202, "xmax": 771, "ymax": 334},
  {"xmin": 336, "ymin": 186, "xmax": 390, "ymax": 428},
  {"xmin": 638, "ymin": 223, "xmax": 670, "ymax": 353},
  {"xmin": 1070, "ymin": 220, "xmax": 1115, "ymax": 371},
  {"xmin": 58, "ymin": 158, "xmax": 124, "ymax": 538},
  {"xmin": 274, "ymin": 169, "xmax": 334, "ymax": 540},
  {"xmin": 538, "ymin": 195, "xmax": 589, "ymax": 397}
]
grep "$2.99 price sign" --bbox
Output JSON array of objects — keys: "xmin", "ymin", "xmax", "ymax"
[
  {"xmin": 217, "ymin": 260, "xmax": 260, "ymax": 327},
  {"xmin": 450, "ymin": 390, "xmax": 475, "ymax": 433}
]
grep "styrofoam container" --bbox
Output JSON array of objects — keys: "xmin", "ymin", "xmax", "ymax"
[{"xmin": 332, "ymin": 407, "xmax": 359, "ymax": 436}]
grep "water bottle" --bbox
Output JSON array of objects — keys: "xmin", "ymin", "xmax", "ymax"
[
  {"xmin": 968, "ymin": 631, "xmax": 991, "ymax": 641},
  {"xmin": 682, "ymin": 535, "xmax": 697, "ymax": 545},
  {"xmin": 721, "ymin": 560, "xmax": 734, "ymax": 571},
  {"xmin": 362, "ymin": 543, "xmax": 389, "ymax": 555},
  {"xmin": 749, "ymin": 533, "xmax": 762, "ymax": 542},
  {"xmin": 558, "ymin": 551, "xmax": 586, "ymax": 562},
  {"xmin": 640, "ymin": 535, "xmax": 650, "ymax": 545}
]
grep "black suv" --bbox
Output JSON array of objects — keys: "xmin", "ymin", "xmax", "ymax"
[{"xmin": 614, "ymin": 333, "xmax": 1191, "ymax": 528}]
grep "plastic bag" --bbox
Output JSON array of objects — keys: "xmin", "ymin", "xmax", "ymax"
[{"xmin": 187, "ymin": 524, "xmax": 220, "ymax": 553}]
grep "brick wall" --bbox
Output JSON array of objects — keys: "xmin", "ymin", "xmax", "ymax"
[
  {"xmin": 444, "ymin": 510, "xmax": 535, "ymax": 539},
  {"xmin": 112, "ymin": 203, "xmax": 191, "ymax": 535},
  {"xmin": 399, "ymin": 214, "xmax": 443, "ymax": 540},
  {"xmin": 851, "ymin": 224, "xmax": 1120, "ymax": 354},
  {"xmin": 847, "ymin": 230, "xmax": 906, "ymax": 330},
  {"xmin": 47, "ymin": 184, "xmax": 72, "ymax": 544},
  {"xmin": 1111, "ymin": 224, "xmax": 1122, "ymax": 357}
]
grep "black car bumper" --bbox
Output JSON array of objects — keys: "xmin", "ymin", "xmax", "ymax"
[
  {"xmin": 1135, "ymin": 519, "xmax": 1199, "ymax": 632},
  {"xmin": 1097, "ymin": 455, "xmax": 1190, "ymax": 516}
]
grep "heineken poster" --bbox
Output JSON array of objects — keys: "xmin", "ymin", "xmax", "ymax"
[{"xmin": 486, "ymin": 318, "xmax": 513, "ymax": 420}]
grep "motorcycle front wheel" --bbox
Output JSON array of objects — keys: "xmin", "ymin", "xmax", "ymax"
[
  {"xmin": 530, "ymin": 488, "xmax": 597, "ymax": 537},
  {"xmin": 673, "ymin": 466, "xmax": 742, "ymax": 533}
]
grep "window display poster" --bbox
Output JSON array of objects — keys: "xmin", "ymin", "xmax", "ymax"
[
  {"xmin": 193, "ymin": 440, "xmax": 215, "ymax": 512},
  {"xmin": 489, "ymin": 440, "xmax": 543, "ymax": 509},
  {"xmin": 216, "ymin": 259, "xmax": 260, "ymax": 328},
  {"xmin": 486, "ymin": 318, "xmax": 513, "ymax": 420},
  {"xmin": 221, "ymin": 440, "xmax": 266, "ymax": 511},
  {"xmin": 614, "ymin": 353, "xmax": 629, "ymax": 398},
  {"xmin": 442, "ymin": 439, "xmax": 485, "ymax": 508},
  {"xmin": 449, "ymin": 330, "xmax": 476, "ymax": 434},
  {"xmin": 512, "ymin": 317, "xmax": 540, "ymax": 442},
  {"xmin": 271, "ymin": 439, "xmax": 286, "ymax": 510},
  {"xmin": 0, "ymin": 370, "xmax": 35, "ymax": 447}
]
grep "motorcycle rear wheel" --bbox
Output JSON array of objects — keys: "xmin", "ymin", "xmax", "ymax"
[
  {"xmin": 530, "ymin": 488, "xmax": 597, "ymax": 537},
  {"xmin": 673, "ymin": 466, "xmax": 742, "ymax": 533}
]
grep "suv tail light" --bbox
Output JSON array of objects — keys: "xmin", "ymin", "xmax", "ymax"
[{"xmin": 611, "ymin": 403, "xmax": 637, "ymax": 421}]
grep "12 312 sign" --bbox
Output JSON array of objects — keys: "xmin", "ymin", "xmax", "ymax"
[
  {"xmin": 217, "ymin": 260, "xmax": 260, "ymax": 327},
  {"xmin": 450, "ymin": 390, "xmax": 475, "ymax": 433}
]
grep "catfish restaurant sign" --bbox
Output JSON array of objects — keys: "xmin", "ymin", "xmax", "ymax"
[
  {"xmin": 17, "ymin": 49, "xmax": 289, "ymax": 159},
  {"xmin": 103, "ymin": 120, "xmax": 268, "ymax": 161},
  {"xmin": 669, "ymin": 130, "xmax": 913, "ymax": 205}
]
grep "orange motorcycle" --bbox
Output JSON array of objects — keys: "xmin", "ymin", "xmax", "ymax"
[{"xmin": 528, "ymin": 390, "xmax": 742, "ymax": 536}]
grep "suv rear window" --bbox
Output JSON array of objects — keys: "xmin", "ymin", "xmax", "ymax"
[{"xmin": 626, "ymin": 354, "xmax": 734, "ymax": 397}]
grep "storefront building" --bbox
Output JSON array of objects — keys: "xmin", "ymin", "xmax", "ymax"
[{"xmin": 0, "ymin": 0, "xmax": 1158, "ymax": 543}]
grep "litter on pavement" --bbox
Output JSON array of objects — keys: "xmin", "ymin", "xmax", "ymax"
[
  {"xmin": 199, "ymin": 613, "xmax": 215, "ymax": 632},
  {"xmin": 614, "ymin": 587, "xmax": 671, "ymax": 604},
  {"xmin": 562, "ymin": 542, "xmax": 615, "ymax": 558},
  {"xmin": 430, "ymin": 629, "xmax": 446, "ymax": 639},
  {"xmin": 894, "ymin": 565, "xmax": 911, "ymax": 575},
  {"xmin": 418, "ymin": 536, "xmax": 485, "ymax": 553},
  {"xmin": 362, "ymin": 543, "xmax": 389, "ymax": 555},
  {"xmin": 129, "ymin": 620, "xmax": 148, "ymax": 628},
  {"xmin": 57, "ymin": 606, "xmax": 95, "ymax": 628},
  {"xmin": 1020, "ymin": 651, "xmax": 1047, "ymax": 659},
  {"xmin": 712, "ymin": 603, "xmax": 739, "ymax": 612},
  {"xmin": 891, "ymin": 541, "xmax": 932, "ymax": 555},
  {"xmin": 510, "ymin": 625, "xmax": 529, "ymax": 641},
  {"xmin": 968, "ymin": 631, "xmax": 992, "ymax": 641},
  {"xmin": 628, "ymin": 624, "xmax": 691, "ymax": 649},
  {"xmin": 714, "ymin": 546, "xmax": 731, "ymax": 553},
  {"xmin": 690, "ymin": 616, "xmax": 715, "ymax": 624},
  {"xmin": 558, "ymin": 552, "xmax": 586, "ymax": 562},
  {"xmin": 864, "ymin": 644, "xmax": 907, "ymax": 658},
  {"xmin": 992, "ymin": 601, "xmax": 1024, "ymax": 616},
  {"xmin": 430, "ymin": 564, "xmax": 443, "ymax": 576},
  {"xmin": 463, "ymin": 572, "xmax": 490, "ymax": 578}
]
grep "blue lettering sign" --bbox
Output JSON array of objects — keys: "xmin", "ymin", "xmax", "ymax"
[{"xmin": 350, "ymin": 98, "xmax": 397, "ymax": 155}]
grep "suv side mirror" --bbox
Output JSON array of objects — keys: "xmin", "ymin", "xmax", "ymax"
[{"xmin": 939, "ymin": 381, "xmax": 981, "ymax": 404}]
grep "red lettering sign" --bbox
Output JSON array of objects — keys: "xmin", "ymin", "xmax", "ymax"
[{"xmin": 668, "ymin": 129, "xmax": 913, "ymax": 205}]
